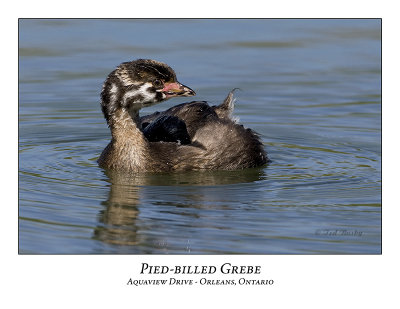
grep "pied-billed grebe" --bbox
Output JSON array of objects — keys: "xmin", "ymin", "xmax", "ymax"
[{"xmin": 98, "ymin": 59, "xmax": 268, "ymax": 172}]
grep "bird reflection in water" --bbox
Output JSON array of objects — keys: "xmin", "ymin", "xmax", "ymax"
[{"xmin": 93, "ymin": 168, "xmax": 266, "ymax": 250}]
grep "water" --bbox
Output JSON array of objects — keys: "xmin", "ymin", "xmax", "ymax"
[{"xmin": 19, "ymin": 19, "xmax": 381, "ymax": 254}]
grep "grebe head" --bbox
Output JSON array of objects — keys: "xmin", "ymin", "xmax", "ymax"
[{"xmin": 101, "ymin": 59, "xmax": 195, "ymax": 125}]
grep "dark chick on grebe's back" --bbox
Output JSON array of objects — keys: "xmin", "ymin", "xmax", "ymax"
[{"xmin": 98, "ymin": 59, "xmax": 268, "ymax": 172}]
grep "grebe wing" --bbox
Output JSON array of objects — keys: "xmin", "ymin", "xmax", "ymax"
[{"xmin": 142, "ymin": 115, "xmax": 191, "ymax": 144}]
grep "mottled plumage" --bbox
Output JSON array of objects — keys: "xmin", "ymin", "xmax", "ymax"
[{"xmin": 98, "ymin": 59, "xmax": 268, "ymax": 172}]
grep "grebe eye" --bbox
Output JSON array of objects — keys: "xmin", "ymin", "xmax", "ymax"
[{"xmin": 153, "ymin": 79, "xmax": 163, "ymax": 88}]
